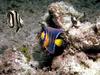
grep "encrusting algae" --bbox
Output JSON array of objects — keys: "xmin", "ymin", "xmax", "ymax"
[{"xmin": 19, "ymin": 45, "xmax": 31, "ymax": 62}]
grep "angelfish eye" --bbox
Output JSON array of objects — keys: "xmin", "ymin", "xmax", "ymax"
[
  {"xmin": 55, "ymin": 39, "xmax": 63, "ymax": 47},
  {"xmin": 41, "ymin": 32, "xmax": 45, "ymax": 40}
]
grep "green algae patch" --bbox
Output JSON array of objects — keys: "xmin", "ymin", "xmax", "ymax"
[{"xmin": 19, "ymin": 45, "xmax": 31, "ymax": 62}]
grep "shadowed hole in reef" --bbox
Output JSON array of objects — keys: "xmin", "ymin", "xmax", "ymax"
[
  {"xmin": 32, "ymin": 44, "xmax": 54, "ymax": 69},
  {"xmin": 95, "ymin": 0, "xmax": 100, "ymax": 4},
  {"xmin": 83, "ymin": 45, "xmax": 100, "ymax": 61},
  {"xmin": 0, "ymin": 45, "xmax": 8, "ymax": 54},
  {"xmin": 46, "ymin": 10, "xmax": 61, "ymax": 28}
]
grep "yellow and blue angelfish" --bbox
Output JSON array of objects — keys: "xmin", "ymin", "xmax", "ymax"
[{"xmin": 40, "ymin": 26, "xmax": 67, "ymax": 54}]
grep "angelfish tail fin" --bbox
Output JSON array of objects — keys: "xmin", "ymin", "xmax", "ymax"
[{"xmin": 16, "ymin": 26, "xmax": 20, "ymax": 32}]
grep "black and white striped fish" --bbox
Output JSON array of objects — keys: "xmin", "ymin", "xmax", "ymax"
[{"xmin": 7, "ymin": 10, "xmax": 24, "ymax": 32}]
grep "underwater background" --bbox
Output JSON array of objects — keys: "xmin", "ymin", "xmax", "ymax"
[{"xmin": 0, "ymin": 0, "xmax": 100, "ymax": 75}]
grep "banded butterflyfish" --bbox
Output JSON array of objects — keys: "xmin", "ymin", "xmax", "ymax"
[
  {"xmin": 40, "ymin": 26, "xmax": 67, "ymax": 55},
  {"xmin": 7, "ymin": 10, "xmax": 24, "ymax": 32}
]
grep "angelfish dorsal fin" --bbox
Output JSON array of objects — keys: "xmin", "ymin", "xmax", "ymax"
[{"xmin": 39, "ymin": 21, "xmax": 46, "ymax": 31}]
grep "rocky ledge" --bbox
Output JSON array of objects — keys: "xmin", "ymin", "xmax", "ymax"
[{"xmin": 39, "ymin": 1, "xmax": 100, "ymax": 75}]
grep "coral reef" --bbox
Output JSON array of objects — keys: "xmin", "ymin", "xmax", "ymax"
[
  {"xmin": 0, "ymin": 48, "xmax": 36, "ymax": 75},
  {"xmin": 40, "ymin": 1, "xmax": 100, "ymax": 75}
]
